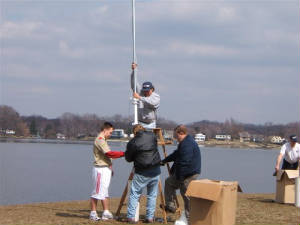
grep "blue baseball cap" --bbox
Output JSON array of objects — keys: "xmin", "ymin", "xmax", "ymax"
[
  {"xmin": 290, "ymin": 135, "xmax": 297, "ymax": 142},
  {"xmin": 142, "ymin": 81, "xmax": 154, "ymax": 91}
]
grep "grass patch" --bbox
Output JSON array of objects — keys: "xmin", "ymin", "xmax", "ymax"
[{"xmin": 0, "ymin": 193, "xmax": 299, "ymax": 225}]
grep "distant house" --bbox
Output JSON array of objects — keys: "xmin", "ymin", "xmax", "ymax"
[
  {"xmin": 239, "ymin": 132, "xmax": 251, "ymax": 142},
  {"xmin": 6, "ymin": 129, "xmax": 16, "ymax": 135},
  {"xmin": 252, "ymin": 134, "xmax": 264, "ymax": 143},
  {"xmin": 163, "ymin": 130, "xmax": 173, "ymax": 140},
  {"xmin": 195, "ymin": 133, "xmax": 206, "ymax": 142},
  {"xmin": 215, "ymin": 134, "xmax": 231, "ymax": 141},
  {"xmin": 110, "ymin": 129, "xmax": 127, "ymax": 139},
  {"xmin": 0, "ymin": 129, "xmax": 15, "ymax": 135},
  {"xmin": 77, "ymin": 133, "xmax": 86, "ymax": 139},
  {"xmin": 56, "ymin": 133, "xmax": 66, "ymax": 140},
  {"xmin": 270, "ymin": 136, "xmax": 284, "ymax": 144}
]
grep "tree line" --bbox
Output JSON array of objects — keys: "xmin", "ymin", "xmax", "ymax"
[
  {"xmin": 0, "ymin": 105, "xmax": 299, "ymax": 140},
  {"xmin": 188, "ymin": 119, "xmax": 300, "ymax": 140}
]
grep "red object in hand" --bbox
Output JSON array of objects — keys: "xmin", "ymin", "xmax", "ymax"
[{"xmin": 105, "ymin": 151, "xmax": 125, "ymax": 158}]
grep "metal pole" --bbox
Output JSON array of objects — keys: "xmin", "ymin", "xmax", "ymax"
[
  {"xmin": 295, "ymin": 177, "xmax": 300, "ymax": 207},
  {"xmin": 132, "ymin": 1, "xmax": 139, "ymax": 220},
  {"xmin": 132, "ymin": 0, "xmax": 138, "ymax": 125}
]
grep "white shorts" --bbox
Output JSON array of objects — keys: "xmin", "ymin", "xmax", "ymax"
[{"xmin": 91, "ymin": 167, "xmax": 112, "ymax": 200}]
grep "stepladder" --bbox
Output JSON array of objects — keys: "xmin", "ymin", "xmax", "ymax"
[
  {"xmin": 115, "ymin": 128, "xmax": 181, "ymax": 223},
  {"xmin": 153, "ymin": 128, "xmax": 181, "ymax": 215}
]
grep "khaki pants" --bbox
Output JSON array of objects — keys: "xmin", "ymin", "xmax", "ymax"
[{"xmin": 164, "ymin": 173, "xmax": 198, "ymax": 219}]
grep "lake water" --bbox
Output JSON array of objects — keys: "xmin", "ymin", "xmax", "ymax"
[{"xmin": 0, "ymin": 141, "xmax": 279, "ymax": 205}]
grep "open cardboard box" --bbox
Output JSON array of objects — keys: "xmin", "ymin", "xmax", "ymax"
[
  {"xmin": 275, "ymin": 170, "xmax": 299, "ymax": 204},
  {"xmin": 186, "ymin": 179, "xmax": 242, "ymax": 225}
]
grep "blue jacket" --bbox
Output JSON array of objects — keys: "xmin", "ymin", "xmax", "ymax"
[{"xmin": 162, "ymin": 134, "xmax": 201, "ymax": 181}]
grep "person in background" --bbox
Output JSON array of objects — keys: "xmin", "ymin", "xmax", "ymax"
[
  {"xmin": 161, "ymin": 125, "xmax": 201, "ymax": 221},
  {"xmin": 131, "ymin": 63, "xmax": 160, "ymax": 129},
  {"xmin": 89, "ymin": 122, "xmax": 125, "ymax": 221},
  {"xmin": 125, "ymin": 124, "xmax": 161, "ymax": 223},
  {"xmin": 275, "ymin": 135, "xmax": 300, "ymax": 171}
]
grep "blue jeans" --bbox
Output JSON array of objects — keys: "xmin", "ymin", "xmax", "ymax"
[{"xmin": 127, "ymin": 173, "xmax": 160, "ymax": 219}]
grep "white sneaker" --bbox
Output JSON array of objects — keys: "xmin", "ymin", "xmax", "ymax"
[
  {"xmin": 102, "ymin": 210, "xmax": 113, "ymax": 220},
  {"xmin": 89, "ymin": 213, "xmax": 101, "ymax": 221}
]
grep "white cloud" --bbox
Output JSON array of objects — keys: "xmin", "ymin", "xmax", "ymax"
[
  {"xmin": 91, "ymin": 5, "xmax": 109, "ymax": 16},
  {"xmin": 263, "ymin": 29, "xmax": 298, "ymax": 45},
  {"xmin": 2, "ymin": 82, "xmax": 52, "ymax": 97},
  {"xmin": 138, "ymin": 48, "xmax": 158, "ymax": 56},
  {"xmin": 58, "ymin": 40, "xmax": 86, "ymax": 59},
  {"xmin": 28, "ymin": 87, "xmax": 52, "ymax": 95},
  {"xmin": 2, "ymin": 63, "xmax": 42, "ymax": 79},
  {"xmin": 217, "ymin": 6, "xmax": 238, "ymax": 22},
  {"xmin": 1, "ymin": 1, "xmax": 299, "ymax": 123},
  {"xmin": 167, "ymin": 41, "xmax": 239, "ymax": 56},
  {"xmin": 0, "ymin": 21, "xmax": 42, "ymax": 39},
  {"xmin": 137, "ymin": 1, "xmax": 239, "ymax": 25}
]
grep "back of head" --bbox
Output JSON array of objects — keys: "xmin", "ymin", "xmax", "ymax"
[
  {"xmin": 100, "ymin": 122, "xmax": 114, "ymax": 131},
  {"xmin": 174, "ymin": 124, "xmax": 188, "ymax": 135},
  {"xmin": 133, "ymin": 124, "xmax": 146, "ymax": 136}
]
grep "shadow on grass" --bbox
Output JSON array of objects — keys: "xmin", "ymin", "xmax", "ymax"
[
  {"xmin": 246, "ymin": 196, "xmax": 297, "ymax": 208},
  {"xmin": 246, "ymin": 196, "xmax": 277, "ymax": 204},
  {"xmin": 258, "ymin": 199, "xmax": 276, "ymax": 203},
  {"xmin": 27, "ymin": 204, "xmax": 90, "ymax": 213},
  {"xmin": 56, "ymin": 212, "xmax": 88, "ymax": 219}
]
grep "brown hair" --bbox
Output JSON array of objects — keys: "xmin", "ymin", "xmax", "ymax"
[
  {"xmin": 133, "ymin": 124, "xmax": 145, "ymax": 135},
  {"xmin": 174, "ymin": 125, "xmax": 188, "ymax": 135},
  {"xmin": 100, "ymin": 122, "xmax": 114, "ymax": 131}
]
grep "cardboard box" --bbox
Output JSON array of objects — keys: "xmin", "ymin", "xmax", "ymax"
[
  {"xmin": 186, "ymin": 179, "xmax": 241, "ymax": 225},
  {"xmin": 275, "ymin": 170, "xmax": 299, "ymax": 204}
]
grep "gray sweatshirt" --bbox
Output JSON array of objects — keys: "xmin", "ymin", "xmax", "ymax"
[{"xmin": 131, "ymin": 71, "xmax": 160, "ymax": 124}]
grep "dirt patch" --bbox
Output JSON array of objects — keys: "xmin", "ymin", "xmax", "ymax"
[{"xmin": 0, "ymin": 193, "xmax": 299, "ymax": 225}]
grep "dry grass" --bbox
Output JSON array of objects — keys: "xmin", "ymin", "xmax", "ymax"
[
  {"xmin": 0, "ymin": 193, "xmax": 299, "ymax": 225},
  {"xmin": 202, "ymin": 140, "xmax": 279, "ymax": 150}
]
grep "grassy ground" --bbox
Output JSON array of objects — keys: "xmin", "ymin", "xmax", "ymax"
[
  {"xmin": 0, "ymin": 193, "xmax": 299, "ymax": 225},
  {"xmin": 201, "ymin": 140, "xmax": 280, "ymax": 150}
]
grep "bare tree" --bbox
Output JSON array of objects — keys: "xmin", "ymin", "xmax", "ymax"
[{"xmin": 0, "ymin": 105, "xmax": 29, "ymax": 136}]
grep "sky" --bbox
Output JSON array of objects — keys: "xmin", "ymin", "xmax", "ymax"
[{"xmin": 0, "ymin": 0, "xmax": 299, "ymax": 124}]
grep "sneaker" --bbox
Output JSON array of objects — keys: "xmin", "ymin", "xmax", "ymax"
[
  {"xmin": 159, "ymin": 204, "xmax": 176, "ymax": 213},
  {"xmin": 102, "ymin": 210, "xmax": 114, "ymax": 220},
  {"xmin": 144, "ymin": 218, "xmax": 154, "ymax": 223},
  {"xmin": 127, "ymin": 218, "xmax": 137, "ymax": 224},
  {"xmin": 89, "ymin": 213, "xmax": 101, "ymax": 221}
]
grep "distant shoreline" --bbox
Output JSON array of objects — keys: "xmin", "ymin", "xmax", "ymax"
[
  {"xmin": 0, "ymin": 137, "xmax": 129, "ymax": 145},
  {"xmin": 0, "ymin": 136, "xmax": 280, "ymax": 150},
  {"xmin": 200, "ymin": 139, "xmax": 280, "ymax": 150}
]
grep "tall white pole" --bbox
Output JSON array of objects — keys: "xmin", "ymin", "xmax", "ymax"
[
  {"xmin": 295, "ymin": 177, "xmax": 300, "ymax": 207},
  {"xmin": 132, "ymin": 0, "xmax": 138, "ymax": 125},
  {"xmin": 132, "ymin": 1, "xmax": 140, "ymax": 222}
]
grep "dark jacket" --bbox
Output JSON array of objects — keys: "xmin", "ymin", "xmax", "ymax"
[
  {"xmin": 125, "ymin": 131, "xmax": 161, "ymax": 176},
  {"xmin": 162, "ymin": 134, "xmax": 201, "ymax": 181}
]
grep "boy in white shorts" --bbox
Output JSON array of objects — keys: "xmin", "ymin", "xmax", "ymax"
[{"xmin": 90, "ymin": 122, "xmax": 125, "ymax": 221}]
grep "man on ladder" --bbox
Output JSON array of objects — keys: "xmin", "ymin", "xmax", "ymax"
[{"xmin": 131, "ymin": 63, "xmax": 160, "ymax": 129}]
